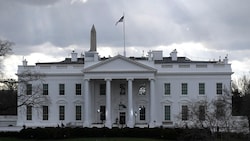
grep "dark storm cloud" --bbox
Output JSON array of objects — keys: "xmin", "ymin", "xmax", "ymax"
[
  {"xmin": 178, "ymin": 0, "xmax": 250, "ymax": 50},
  {"xmin": 2, "ymin": 0, "xmax": 250, "ymax": 79},
  {"xmin": 1, "ymin": 0, "xmax": 250, "ymax": 52}
]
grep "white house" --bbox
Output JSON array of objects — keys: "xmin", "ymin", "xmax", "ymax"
[{"xmin": 17, "ymin": 25, "xmax": 232, "ymax": 128}]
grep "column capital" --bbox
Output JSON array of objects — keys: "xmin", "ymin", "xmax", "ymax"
[
  {"xmin": 148, "ymin": 77, "xmax": 155, "ymax": 81},
  {"xmin": 127, "ymin": 78, "xmax": 134, "ymax": 81},
  {"xmin": 84, "ymin": 78, "xmax": 90, "ymax": 81},
  {"xmin": 105, "ymin": 78, "xmax": 112, "ymax": 81}
]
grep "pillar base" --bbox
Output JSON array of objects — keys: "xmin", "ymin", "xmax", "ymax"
[
  {"xmin": 149, "ymin": 121, "xmax": 157, "ymax": 128},
  {"xmin": 105, "ymin": 121, "xmax": 112, "ymax": 128},
  {"xmin": 83, "ymin": 121, "xmax": 91, "ymax": 127},
  {"xmin": 127, "ymin": 120, "xmax": 135, "ymax": 128}
]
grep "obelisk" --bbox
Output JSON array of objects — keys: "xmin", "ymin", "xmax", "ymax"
[{"xmin": 90, "ymin": 25, "xmax": 96, "ymax": 52}]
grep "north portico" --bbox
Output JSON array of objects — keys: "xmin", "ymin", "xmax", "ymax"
[{"xmin": 83, "ymin": 54, "xmax": 157, "ymax": 128}]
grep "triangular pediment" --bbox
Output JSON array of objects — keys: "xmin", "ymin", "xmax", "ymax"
[{"xmin": 84, "ymin": 55, "xmax": 156, "ymax": 73}]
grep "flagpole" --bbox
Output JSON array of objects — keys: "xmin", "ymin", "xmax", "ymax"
[{"xmin": 123, "ymin": 13, "xmax": 126, "ymax": 57}]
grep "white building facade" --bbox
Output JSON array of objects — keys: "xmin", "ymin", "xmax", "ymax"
[{"xmin": 17, "ymin": 26, "xmax": 232, "ymax": 128}]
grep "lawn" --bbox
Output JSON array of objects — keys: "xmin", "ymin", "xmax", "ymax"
[
  {"xmin": 0, "ymin": 137, "xmax": 246, "ymax": 141},
  {"xmin": 0, "ymin": 138, "xmax": 165, "ymax": 141}
]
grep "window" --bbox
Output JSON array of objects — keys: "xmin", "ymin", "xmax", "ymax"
[
  {"xmin": 199, "ymin": 83, "xmax": 205, "ymax": 95},
  {"xmin": 26, "ymin": 84, "xmax": 32, "ymax": 95},
  {"xmin": 75, "ymin": 84, "xmax": 81, "ymax": 95},
  {"xmin": 139, "ymin": 106, "xmax": 146, "ymax": 120},
  {"xmin": 100, "ymin": 84, "xmax": 106, "ymax": 95},
  {"xmin": 181, "ymin": 105, "xmax": 188, "ymax": 121},
  {"xmin": 42, "ymin": 106, "xmax": 49, "ymax": 120},
  {"xmin": 26, "ymin": 106, "xmax": 32, "ymax": 120},
  {"xmin": 181, "ymin": 83, "xmax": 188, "ymax": 95},
  {"xmin": 99, "ymin": 105, "xmax": 106, "ymax": 121},
  {"xmin": 199, "ymin": 105, "xmax": 205, "ymax": 121},
  {"xmin": 59, "ymin": 84, "xmax": 65, "ymax": 95},
  {"xmin": 59, "ymin": 106, "xmax": 65, "ymax": 120},
  {"xmin": 164, "ymin": 83, "xmax": 171, "ymax": 95},
  {"xmin": 164, "ymin": 105, "xmax": 171, "ymax": 121},
  {"xmin": 216, "ymin": 83, "xmax": 223, "ymax": 94},
  {"xmin": 120, "ymin": 84, "xmax": 125, "ymax": 95},
  {"xmin": 216, "ymin": 101, "xmax": 225, "ymax": 119},
  {"xmin": 138, "ymin": 84, "xmax": 146, "ymax": 95},
  {"xmin": 75, "ymin": 105, "xmax": 82, "ymax": 120},
  {"xmin": 43, "ymin": 84, "xmax": 48, "ymax": 95}
]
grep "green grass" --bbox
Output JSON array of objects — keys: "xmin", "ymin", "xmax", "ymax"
[
  {"xmin": 0, "ymin": 138, "xmax": 165, "ymax": 141},
  {"xmin": 0, "ymin": 137, "xmax": 247, "ymax": 141}
]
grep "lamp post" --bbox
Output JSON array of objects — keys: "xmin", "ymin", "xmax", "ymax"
[
  {"xmin": 134, "ymin": 111, "xmax": 137, "ymax": 127},
  {"xmin": 97, "ymin": 109, "xmax": 101, "ymax": 123}
]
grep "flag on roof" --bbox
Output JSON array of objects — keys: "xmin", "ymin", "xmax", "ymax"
[{"xmin": 115, "ymin": 16, "xmax": 124, "ymax": 25}]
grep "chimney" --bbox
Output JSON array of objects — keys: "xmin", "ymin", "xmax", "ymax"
[
  {"xmin": 223, "ymin": 55, "xmax": 228, "ymax": 64},
  {"xmin": 22, "ymin": 59, "xmax": 27, "ymax": 66},
  {"xmin": 170, "ymin": 49, "xmax": 177, "ymax": 61},
  {"xmin": 148, "ymin": 50, "xmax": 153, "ymax": 61},
  {"xmin": 71, "ymin": 50, "xmax": 78, "ymax": 62},
  {"xmin": 152, "ymin": 51, "xmax": 163, "ymax": 60}
]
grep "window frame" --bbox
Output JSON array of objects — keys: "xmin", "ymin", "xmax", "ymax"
[
  {"xmin": 100, "ymin": 84, "xmax": 106, "ymax": 95},
  {"xmin": 164, "ymin": 83, "xmax": 171, "ymax": 95},
  {"xmin": 199, "ymin": 105, "xmax": 206, "ymax": 121},
  {"xmin": 42, "ymin": 106, "xmax": 49, "ymax": 120},
  {"xmin": 26, "ymin": 106, "xmax": 32, "ymax": 120},
  {"xmin": 199, "ymin": 83, "xmax": 205, "ymax": 95},
  {"xmin": 75, "ymin": 105, "xmax": 82, "ymax": 121},
  {"xmin": 59, "ymin": 84, "xmax": 65, "ymax": 95},
  {"xmin": 59, "ymin": 105, "xmax": 65, "ymax": 120},
  {"xmin": 75, "ymin": 84, "xmax": 81, "ymax": 95},
  {"xmin": 181, "ymin": 83, "xmax": 188, "ymax": 95},
  {"xmin": 26, "ymin": 84, "xmax": 32, "ymax": 95},
  {"xmin": 181, "ymin": 105, "xmax": 188, "ymax": 121},
  {"xmin": 215, "ymin": 101, "xmax": 225, "ymax": 119},
  {"xmin": 120, "ymin": 84, "xmax": 126, "ymax": 95},
  {"xmin": 164, "ymin": 105, "xmax": 171, "ymax": 121},
  {"xmin": 139, "ymin": 106, "xmax": 146, "ymax": 121},
  {"xmin": 216, "ymin": 83, "xmax": 223, "ymax": 95},
  {"xmin": 43, "ymin": 84, "xmax": 48, "ymax": 95}
]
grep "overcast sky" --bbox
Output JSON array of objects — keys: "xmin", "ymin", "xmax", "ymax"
[{"xmin": 1, "ymin": 0, "xmax": 250, "ymax": 79}]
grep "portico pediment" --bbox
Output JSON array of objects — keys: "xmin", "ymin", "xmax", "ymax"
[{"xmin": 84, "ymin": 55, "xmax": 156, "ymax": 73}]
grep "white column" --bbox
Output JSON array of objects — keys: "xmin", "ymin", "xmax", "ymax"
[
  {"xmin": 149, "ymin": 78, "xmax": 156, "ymax": 127},
  {"xmin": 127, "ymin": 78, "xmax": 134, "ymax": 128},
  {"xmin": 105, "ymin": 79, "xmax": 112, "ymax": 128},
  {"xmin": 84, "ymin": 79, "xmax": 91, "ymax": 127}
]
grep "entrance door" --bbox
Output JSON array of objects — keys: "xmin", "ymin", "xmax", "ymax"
[
  {"xmin": 100, "ymin": 106, "xmax": 106, "ymax": 123},
  {"xmin": 119, "ymin": 112, "xmax": 126, "ymax": 125}
]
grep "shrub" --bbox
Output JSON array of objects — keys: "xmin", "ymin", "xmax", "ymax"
[{"xmin": 17, "ymin": 127, "xmax": 215, "ymax": 140}]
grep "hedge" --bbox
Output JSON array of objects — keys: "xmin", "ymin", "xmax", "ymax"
[
  {"xmin": 1, "ymin": 127, "xmax": 249, "ymax": 140},
  {"xmin": 17, "ymin": 127, "xmax": 212, "ymax": 140}
]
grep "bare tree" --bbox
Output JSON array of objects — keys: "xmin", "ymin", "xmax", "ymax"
[
  {"xmin": 0, "ymin": 39, "xmax": 12, "ymax": 57},
  {"xmin": 232, "ymin": 74, "xmax": 250, "ymax": 132},
  {"xmin": 177, "ymin": 88, "xmax": 233, "ymax": 134},
  {"xmin": 0, "ymin": 70, "xmax": 50, "ymax": 113},
  {"xmin": 0, "ymin": 78, "xmax": 18, "ymax": 91},
  {"xmin": 17, "ymin": 69, "xmax": 50, "ymax": 108},
  {"xmin": 0, "ymin": 39, "xmax": 13, "ymax": 76}
]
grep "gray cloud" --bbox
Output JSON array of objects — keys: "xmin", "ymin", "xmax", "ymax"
[
  {"xmin": 0, "ymin": 0, "xmax": 250, "ymax": 55},
  {"xmin": 11, "ymin": 0, "xmax": 60, "ymax": 6}
]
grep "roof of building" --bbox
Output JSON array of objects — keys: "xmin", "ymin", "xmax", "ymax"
[
  {"xmin": 35, "ymin": 56, "xmax": 218, "ymax": 65},
  {"xmin": 36, "ymin": 58, "xmax": 84, "ymax": 65},
  {"xmin": 154, "ymin": 57, "xmax": 217, "ymax": 64}
]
